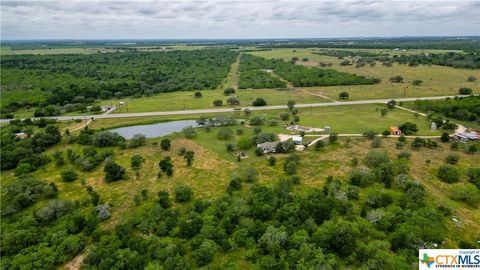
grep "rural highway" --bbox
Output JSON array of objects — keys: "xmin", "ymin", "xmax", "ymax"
[{"xmin": 0, "ymin": 95, "xmax": 472, "ymax": 123}]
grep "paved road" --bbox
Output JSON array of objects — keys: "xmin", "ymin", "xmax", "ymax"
[{"xmin": 0, "ymin": 95, "xmax": 471, "ymax": 123}]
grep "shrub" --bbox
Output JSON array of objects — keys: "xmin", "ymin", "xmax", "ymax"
[
  {"xmin": 213, "ymin": 99, "xmax": 223, "ymax": 107},
  {"xmin": 363, "ymin": 130, "xmax": 377, "ymax": 140},
  {"xmin": 227, "ymin": 175, "xmax": 242, "ymax": 192},
  {"xmin": 467, "ymin": 168, "xmax": 480, "ymax": 188},
  {"xmin": 193, "ymin": 240, "xmax": 216, "ymax": 266},
  {"xmin": 194, "ymin": 91, "xmax": 202, "ymax": 98},
  {"xmin": 224, "ymin": 88, "xmax": 235, "ymax": 96},
  {"xmin": 182, "ymin": 126, "xmax": 197, "ymax": 139},
  {"xmin": 371, "ymin": 137, "xmax": 382, "ymax": 148},
  {"xmin": 252, "ymin": 98, "xmax": 267, "ymax": 107},
  {"xmin": 397, "ymin": 151, "xmax": 411, "ymax": 160},
  {"xmin": 217, "ymin": 128, "xmax": 233, "ymax": 140},
  {"xmin": 159, "ymin": 156, "xmax": 174, "ymax": 176},
  {"xmin": 92, "ymin": 131, "xmax": 125, "ymax": 147},
  {"xmin": 158, "ymin": 191, "xmax": 172, "ymax": 208},
  {"xmin": 268, "ymin": 156, "xmax": 277, "ymax": 166},
  {"xmin": 440, "ymin": 132, "xmax": 450, "ymax": 142},
  {"xmin": 34, "ymin": 199, "xmax": 73, "ymax": 223},
  {"xmin": 227, "ymin": 97, "xmax": 240, "ymax": 105},
  {"xmin": 244, "ymin": 167, "xmax": 258, "ymax": 183},
  {"xmin": 284, "ymin": 161, "xmax": 298, "ymax": 175},
  {"xmin": 237, "ymin": 137, "xmax": 253, "ymax": 150},
  {"xmin": 328, "ymin": 133, "xmax": 338, "ymax": 144},
  {"xmin": 255, "ymin": 147, "xmax": 264, "ymax": 156},
  {"xmin": 174, "ymin": 185, "xmax": 193, "ymax": 202},
  {"xmin": 389, "ymin": 75, "xmax": 403, "ymax": 83},
  {"xmin": 399, "ymin": 122, "xmax": 418, "ymax": 135},
  {"xmin": 314, "ymin": 140, "xmax": 325, "ymax": 151},
  {"xmin": 160, "ymin": 138, "xmax": 171, "ymax": 150},
  {"xmin": 61, "ymin": 170, "xmax": 78, "ymax": 182},
  {"xmin": 450, "ymin": 184, "xmax": 480, "ymax": 205},
  {"xmin": 467, "ymin": 76, "xmax": 477, "ymax": 82},
  {"xmin": 104, "ymin": 160, "xmax": 126, "ymax": 182},
  {"xmin": 128, "ymin": 134, "xmax": 146, "ymax": 148},
  {"xmin": 458, "ymin": 87, "xmax": 472, "ymax": 95},
  {"xmin": 339, "ymin": 91, "xmax": 349, "ymax": 99},
  {"xmin": 364, "ymin": 151, "xmax": 390, "ymax": 168},
  {"xmin": 412, "ymin": 80, "xmax": 423, "ymax": 86},
  {"xmin": 250, "ymin": 116, "xmax": 264, "ymax": 125},
  {"xmin": 226, "ymin": 143, "xmax": 235, "ymax": 152},
  {"xmin": 465, "ymin": 144, "xmax": 478, "ymax": 154},
  {"xmin": 130, "ymin": 155, "xmax": 144, "ymax": 170},
  {"xmin": 445, "ymin": 154, "xmax": 460, "ymax": 165},
  {"xmin": 279, "ymin": 113, "xmax": 290, "ymax": 121},
  {"xmin": 437, "ymin": 164, "xmax": 460, "ymax": 183}
]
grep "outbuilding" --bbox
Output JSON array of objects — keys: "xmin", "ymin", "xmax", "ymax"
[
  {"xmin": 389, "ymin": 127, "xmax": 402, "ymax": 136},
  {"xmin": 453, "ymin": 132, "xmax": 479, "ymax": 141}
]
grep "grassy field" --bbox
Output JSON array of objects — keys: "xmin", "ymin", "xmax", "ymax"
[
  {"xmin": 101, "ymin": 88, "xmax": 328, "ymax": 113},
  {"xmin": 249, "ymin": 48, "xmax": 479, "ymax": 101},
  {"xmin": 83, "ymin": 103, "xmax": 441, "ymax": 136}
]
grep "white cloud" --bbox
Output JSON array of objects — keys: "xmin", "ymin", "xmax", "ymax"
[{"xmin": 1, "ymin": 0, "xmax": 479, "ymax": 39}]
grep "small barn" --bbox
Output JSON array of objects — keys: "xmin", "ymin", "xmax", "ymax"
[{"xmin": 389, "ymin": 127, "xmax": 402, "ymax": 136}]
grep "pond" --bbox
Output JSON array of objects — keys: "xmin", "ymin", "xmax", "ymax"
[{"xmin": 109, "ymin": 120, "xmax": 198, "ymax": 139}]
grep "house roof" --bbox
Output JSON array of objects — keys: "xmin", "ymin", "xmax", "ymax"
[
  {"xmin": 456, "ymin": 132, "xmax": 479, "ymax": 140},
  {"xmin": 257, "ymin": 141, "xmax": 278, "ymax": 148},
  {"xmin": 389, "ymin": 127, "xmax": 400, "ymax": 131}
]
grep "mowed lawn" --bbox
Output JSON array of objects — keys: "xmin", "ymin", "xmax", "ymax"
[{"xmin": 249, "ymin": 48, "xmax": 479, "ymax": 101}]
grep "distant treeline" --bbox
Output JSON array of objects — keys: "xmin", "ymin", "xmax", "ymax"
[
  {"xmin": 239, "ymin": 54, "xmax": 379, "ymax": 88},
  {"xmin": 259, "ymin": 37, "xmax": 480, "ymax": 51},
  {"xmin": 314, "ymin": 50, "xmax": 480, "ymax": 69},
  {"xmin": 1, "ymin": 49, "xmax": 237, "ymax": 115},
  {"xmin": 414, "ymin": 96, "xmax": 480, "ymax": 122},
  {"xmin": 5, "ymin": 36, "xmax": 480, "ymax": 51}
]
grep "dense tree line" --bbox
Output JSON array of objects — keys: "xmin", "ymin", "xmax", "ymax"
[
  {"xmin": 1, "ymin": 119, "xmax": 62, "ymax": 171},
  {"xmin": 258, "ymin": 37, "xmax": 480, "ymax": 51},
  {"xmin": 240, "ymin": 54, "xmax": 379, "ymax": 87},
  {"xmin": 314, "ymin": 49, "xmax": 480, "ymax": 69},
  {"xmin": 1, "ymin": 49, "xmax": 237, "ymax": 115},
  {"xmin": 413, "ymin": 96, "xmax": 480, "ymax": 122}
]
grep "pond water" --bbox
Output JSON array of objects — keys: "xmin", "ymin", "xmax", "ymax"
[{"xmin": 109, "ymin": 120, "xmax": 198, "ymax": 139}]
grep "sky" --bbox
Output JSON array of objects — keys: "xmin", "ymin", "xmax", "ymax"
[{"xmin": 1, "ymin": 0, "xmax": 479, "ymax": 40}]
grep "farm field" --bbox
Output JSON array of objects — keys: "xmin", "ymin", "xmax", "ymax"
[{"xmin": 249, "ymin": 48, "xmax": 479, "ymax": 101}]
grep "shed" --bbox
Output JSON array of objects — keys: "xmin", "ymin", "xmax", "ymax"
[
  {"xmin": 292, "ymin": 135, "xmax": 303, "ymax": 145},
  {"xmin": 389, "ymin": 127, "xmax": 402, "ymax": 136}
]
